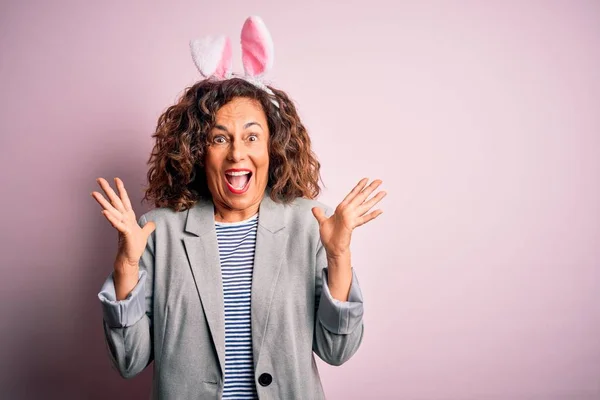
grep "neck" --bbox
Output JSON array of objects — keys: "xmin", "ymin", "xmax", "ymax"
[{"xmin": 213, "ymin": 203, "xmax": 260, "ymax": 223}]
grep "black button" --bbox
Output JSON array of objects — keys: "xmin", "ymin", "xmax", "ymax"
[{"xmin": 258, "ymin": 373, "xmax": 272, "ymax": 386}]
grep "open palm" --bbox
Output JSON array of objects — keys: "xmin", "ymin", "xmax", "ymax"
[
  {"xmin": 312, "ymin": 178, "xmax": 386, "ymax": 258},
  {"xmin": 91, "ymin": 177, "xmax": 155, "ymax": 270}
]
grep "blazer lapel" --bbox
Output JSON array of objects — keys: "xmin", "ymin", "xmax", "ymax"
[
  {"xmin": 251, "ymin": 193, "xmax": 289, "ymax": 367},
  {"xmin": 181, "ymin": 198, "xmax": 226, "ymax": 375}
]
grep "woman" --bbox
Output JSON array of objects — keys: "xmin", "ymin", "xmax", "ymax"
[{"xmin": 93, "ymin": 16, "xmax": 385, "ymax": 399}]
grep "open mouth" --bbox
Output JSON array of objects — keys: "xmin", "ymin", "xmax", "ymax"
[{"xmin": 224, "ymin": 170, "xmax": 252, "ymax": 194}]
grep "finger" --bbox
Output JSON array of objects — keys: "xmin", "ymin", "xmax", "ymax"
[
  {"xmin": 115, "ymin": 177, "xmax": 133, "ymax": 211},
  {"xmin": 311, "ymin": 207, "xmax": 328, "ymax": 225},
  {"xmin": 142, "ymin": 221, "xmax": 156, "ymax": 237},
  {"xmin": 91, "ymin": 191, "xmax": 122, "ymax": 218},
  {"xmin": 350, "ymin": 179, "xmax": 383, "ymax": 207},
  {"xmin": 97, "ymin": 177, "xmax": 125, "ymax": 212},
  {"xmin": 357, "ymin": 190, "xmax": 387, "ymax": 215},
  {"xmin": 340, "ymin": 178, "xmax": 369, "ymax": 207},
  {"xmin": 101, "ymin": 209, "xmax": 129, "ymax": 234},
  {"xmin": 356, "ymin": 209, "xmax": 383, "ymax": 227}
]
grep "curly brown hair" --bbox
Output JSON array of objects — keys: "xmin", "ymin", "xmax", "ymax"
[{"xmin": 143, "ymin": 78, "xmax": 322, "ymax": 211}]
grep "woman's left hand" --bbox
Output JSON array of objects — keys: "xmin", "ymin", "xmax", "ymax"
[{"xmin": 312, "ymin": 178, "xmax": 386, "ymax": 259}]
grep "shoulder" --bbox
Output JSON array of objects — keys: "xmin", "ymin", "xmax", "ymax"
[
  {"xmin": 138, "ymin": 206, "xmax": 186, "ymax": 227},
  {"xmin": 286, "ymin": 197, "xmax": 332, "ymax": 217},
  {"xmin": 139, "ymin": 206, "xmax": 178, "ymax": 221},
  {"xmin": 279, "ymin": 197, "xmax": 333, "ymax": 237}
]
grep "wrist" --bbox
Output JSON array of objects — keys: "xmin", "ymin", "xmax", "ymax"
[
  {"xmin": 113, "ymin": 259, "xmax": 139, "ymax": 277},
  {"xmin": 112, "ymin": 264, "xmax": 140, "ymax": 301},
  {"xmin": 326, "ymin": 249, "xmax": 351, "ymax": 268}
]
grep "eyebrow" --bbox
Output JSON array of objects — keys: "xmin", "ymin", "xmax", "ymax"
[{"xmin": 213, "ymin": 122, "xmax": 263, "ymax": 133}]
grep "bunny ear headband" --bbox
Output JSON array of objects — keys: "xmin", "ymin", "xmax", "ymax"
[{"xmin": 189, "ymin": 16, "xmax": 279, "ymax": 108}]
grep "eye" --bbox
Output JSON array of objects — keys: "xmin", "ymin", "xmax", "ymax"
[
  {"xmin": 248, "ymin": 135, "xmax": 258, "ymax": 142},
  {"xmin": 212, "ymin": 135, "xmax": 227, "ymax": 144}
]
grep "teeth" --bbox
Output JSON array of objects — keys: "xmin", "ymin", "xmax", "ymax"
[{"xmin": 226, "ymin": 171, "xmax": 250, "ymax": 176}]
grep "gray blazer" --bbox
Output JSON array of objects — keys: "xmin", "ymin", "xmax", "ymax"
[{"xmin": 98, "ymin": 192, "xmax": 364, "ymax": 399}]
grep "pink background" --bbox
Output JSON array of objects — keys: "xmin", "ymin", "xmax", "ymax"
[{"xmin": 1, "ymin": 1, "xmax": 599, "ymax": 399}]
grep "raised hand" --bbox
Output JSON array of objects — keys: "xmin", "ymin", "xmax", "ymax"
[
  {"xmin": 312, "ymin": 178, "xmax": 385, "ymax": 259},
  {"xmin": 91, "ymin": 177, "xmax": 155, "ymax": 274}
]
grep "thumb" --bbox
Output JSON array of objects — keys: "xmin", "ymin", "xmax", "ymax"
[
  {"xmin": 311, "ymin": 207, "xmax": 327, "ymax": 225},
  {"xmin": 142, "ymin": 221, "xmax": 156, "ymax": 237}
]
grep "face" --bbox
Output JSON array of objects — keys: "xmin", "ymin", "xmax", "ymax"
[{"xmin": 204, "ymin": 97, "xmax": 270, "ymax": 219}]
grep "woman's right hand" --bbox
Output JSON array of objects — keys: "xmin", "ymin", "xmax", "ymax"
[{"xmin": 91, "ymin": 177, "xmax": 156, "ymax": 289}]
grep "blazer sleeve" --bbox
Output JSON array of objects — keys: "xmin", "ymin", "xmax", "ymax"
[
  {"xmin": 312, "ymin": 208, "xmax": 365, "ymax": 366},
  {"xmin": 97, "ymin": 213, "xmax": 155, "ymax": 379}
]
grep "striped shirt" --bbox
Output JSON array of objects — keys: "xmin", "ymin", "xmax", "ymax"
[{"xmin": 215, "ymin": 213, "xmax": 259, "ymax": 399}]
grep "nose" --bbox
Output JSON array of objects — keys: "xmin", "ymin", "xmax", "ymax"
[{"xmin": 226, "ymin": 137, "xmax": 246, "ymax": 163}]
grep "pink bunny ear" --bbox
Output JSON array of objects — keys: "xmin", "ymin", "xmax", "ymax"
[
  {"xmin": 190, "ymin": 35, "xmax": 232, "ymax": 79},
  {"xmin": 240, "ymin": 16, "xmax": 274, "ymax": 77}
]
